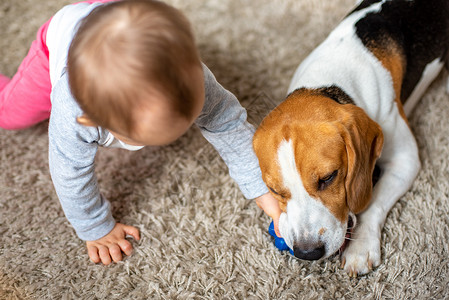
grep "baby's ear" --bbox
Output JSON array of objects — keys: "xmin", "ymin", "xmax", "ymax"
[{"xmin": 76, "ymin": 115, "xmax": 97, "ymax": 127}]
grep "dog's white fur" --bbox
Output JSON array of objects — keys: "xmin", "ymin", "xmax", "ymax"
[
  {"xmin": 278, "ymin": 1, "xmax": 444, "ymax": 275},
  {"xmin": 277, "ymin": 140, "xmax": 346, "ymax": 256}
]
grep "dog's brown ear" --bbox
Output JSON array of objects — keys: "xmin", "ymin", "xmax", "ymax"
[{"xmin": 340, "ymin": 106, "xmax": 384, "ymax": 214}]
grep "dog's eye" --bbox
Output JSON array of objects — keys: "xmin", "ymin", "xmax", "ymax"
[
  {"xmin": 269, "ymin": 187, "xmax": 280, "ymax": 195},
  {"xmin": 268, "ymin": 186, "xmax": 290, "ymax": 199},
  {"xmin": 318, "ymin": 170, "xmax": 338, "ymax": 191}
]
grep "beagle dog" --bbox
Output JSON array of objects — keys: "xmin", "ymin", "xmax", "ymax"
[{"xmin": 253, "ymin": 0, "xmax": 449, "ymax": 276}]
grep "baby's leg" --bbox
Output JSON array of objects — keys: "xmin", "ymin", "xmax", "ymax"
[
  {"xmin": 0, "ymin": 19, "xmax": 52, "ymax": 130},
  {"xmin": 0, "ymin": 75, "xmax": 9, "ymax": 91}
]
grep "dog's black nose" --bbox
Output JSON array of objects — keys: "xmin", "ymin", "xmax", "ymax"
[{"xmin": 293, "ymin": 244, "xmax": 325, "ymax": 260}]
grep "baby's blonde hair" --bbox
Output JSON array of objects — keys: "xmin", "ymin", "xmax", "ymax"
[{"xmin": 68, "ymin": 0, "xmax": 201, "ymax": 133}]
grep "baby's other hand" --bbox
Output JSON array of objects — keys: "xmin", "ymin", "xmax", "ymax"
[
  {"xmin": 255, "ymin": 192, "xmax": 282, "ymax": 237},
  {"xmin": 86, "ymin": 223, "xmax": 140, "ymax": 265}
]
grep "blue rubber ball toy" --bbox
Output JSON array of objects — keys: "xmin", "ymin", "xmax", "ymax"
[{"xmin": 268, "ymin": 221, "xmax": 294, "ymax": 255}]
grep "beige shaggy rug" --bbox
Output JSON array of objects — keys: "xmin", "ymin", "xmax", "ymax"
[{"xmin": 1, "ymin": 0, "xmax": 448, "ymax": 299}]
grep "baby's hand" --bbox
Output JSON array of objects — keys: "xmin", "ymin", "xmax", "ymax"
[
  {"xmin": 86, "ymin": 223, "xmax": 140, "ymax": 265},
  {"xmin": 255, "ymin": 192, "xmax": 282, "ymax": 237}
]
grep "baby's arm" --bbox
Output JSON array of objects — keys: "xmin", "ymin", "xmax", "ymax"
[
  {"xmin": 196, "ymin": 65, "xmax": 267, "ymax": 199},
  {"xmin": 48, "ymin": 74, "xmax": 139, "ymax": 264},
  {"xmin": 196, "ymin": 65, "xmax": 281, "ymax": 233}
]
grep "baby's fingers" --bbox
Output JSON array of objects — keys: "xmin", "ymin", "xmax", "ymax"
[
  {"xmin": 118, "ymin": 239, "xmax": 134, "ymax": 256},
  {"xmin": 87, "ymin": 244, "xmax": 101, "ymax": 264},
  {"xmin": 123, "ymin": 225, "xmax": 140, "ymax": 241},
  {"xmin": 98, "ymin": 246, "xmax": 112, "ymax": 265},
  {"xmin": 109, "ymin": 244, "xmax": 123, "ymax": 263}
]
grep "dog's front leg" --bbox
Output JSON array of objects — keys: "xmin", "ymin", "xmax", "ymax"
[{"xmin": 341, "ymin": 125, "xmax": 420, "ymax": 276}]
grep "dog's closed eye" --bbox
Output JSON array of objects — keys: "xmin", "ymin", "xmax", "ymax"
[
  {"xmin": 269, "ymin": 186, "xmax": 279, "ymax": 195},
  {"xmin": 318, "ymin": 170, "xmax": 338, "ymax": 191},
  {"xmin": 268, "ymin": 186, "xmax": 290, "ymax": 199}
]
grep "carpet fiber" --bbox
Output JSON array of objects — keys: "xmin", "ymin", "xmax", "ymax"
[{"xmin": 1, "ymin": 0, "xmax": 448, "ymax": 299}]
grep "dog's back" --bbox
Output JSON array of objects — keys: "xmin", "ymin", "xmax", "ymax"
[
  {"xmin": 353, "ymin": 0, "xmax": 449, "ymax": 113},
  {"xmin": 289, "ymin": 0, "xmax": 449, "ymax": 117}
]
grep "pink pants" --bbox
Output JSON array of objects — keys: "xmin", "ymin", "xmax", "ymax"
[{"xmin": 0, "ymin": 0, "xmax": 117, "ymax": 130}]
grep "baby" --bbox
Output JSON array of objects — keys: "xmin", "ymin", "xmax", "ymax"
[{"xmin": 0, "ymin": 0, "xmax": 281, "ymax": 265}]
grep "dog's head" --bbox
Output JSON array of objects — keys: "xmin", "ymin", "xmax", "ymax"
[{"xmin": 253, "ymin": 89, "xmax": 383, "ymax": 260}]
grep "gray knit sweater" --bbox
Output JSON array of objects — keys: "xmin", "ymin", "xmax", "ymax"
[{"xmin": 47, "ymin": 2, "xmax": 267, "ymax": 241}]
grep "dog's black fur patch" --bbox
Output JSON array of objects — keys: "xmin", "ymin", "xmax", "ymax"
[
  {"xmin": 313, "ymin": 86, "xmax": 355, "ymax": 105},
  {"xmin": 288, "ymin": 86, "xmax": 355, "ymax": 106},
  {"xmin": 353, "ymin": 0, "xmax": 449, "ymax": 103}
]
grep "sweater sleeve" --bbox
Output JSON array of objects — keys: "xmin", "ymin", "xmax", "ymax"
[
  {"xmin": 195, "ymin": 65, "xmax": 268, "ymax": 199},
  {"xmin": 48, "ymin": 72, "xmax": 115, "ymax": 241}
]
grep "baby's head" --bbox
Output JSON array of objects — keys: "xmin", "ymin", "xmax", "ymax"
[{"xmin": 68, "ymin": 0, "xmax": 204, "ymax": 146}]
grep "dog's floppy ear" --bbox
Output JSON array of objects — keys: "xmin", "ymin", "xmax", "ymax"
[{"xmin": 340, "ymin": 106, "xmax": 384, "ymax": 214}]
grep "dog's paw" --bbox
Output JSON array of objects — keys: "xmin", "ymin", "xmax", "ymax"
[{"xmin": 340, "ymin": 237, "xmax": 381, "ymax": 277}]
